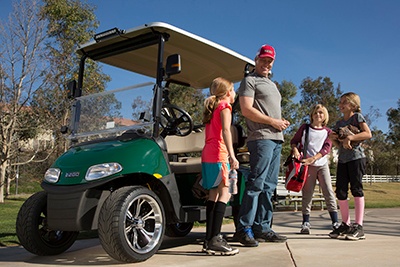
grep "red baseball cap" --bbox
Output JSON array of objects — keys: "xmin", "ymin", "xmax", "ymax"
[{"xmin": 256, "ymin": 44, "xmax": 276, "ymax": 60}]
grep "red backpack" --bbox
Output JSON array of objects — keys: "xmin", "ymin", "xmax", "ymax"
[
  {"xmin": 284, "ymin": 156, "xmax": 309, "ymax": 192},
  {"xmin": 284, "ymin": 124, "xmax": 310, "ymax": 192}
]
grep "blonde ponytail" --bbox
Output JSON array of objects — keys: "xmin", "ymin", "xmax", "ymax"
[{"xmin": 202, "ymin": 77, "xmax": 233, "ymax": 124}]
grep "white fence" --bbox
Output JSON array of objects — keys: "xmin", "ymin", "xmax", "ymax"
[
  {"xmin": 275, "ymin": 175, "xmax": 399, "ymax": 211},
  {"xmin": 331, "ymin": 175, "xmax": 400, "ymax": 183},
  {"xmin": 279, "ymin": 175, "xmax": 400, "ymax": 184}
]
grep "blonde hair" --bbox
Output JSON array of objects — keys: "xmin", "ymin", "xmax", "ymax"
[
  {"xmin": 202, "ymin": 77, "xmax": 233, "ymax": 124},
  {"xmin": 310, "ymin": 104, "xmax": 329, "ymax": 126},
  {"xmin": 341, "ymin": 92, "xmax": 361, "ymax": 112}
]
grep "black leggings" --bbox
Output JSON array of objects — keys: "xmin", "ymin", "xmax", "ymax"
[{"xmin": 335, "ymin": 158, "xmax": 366, "ymax": 200}]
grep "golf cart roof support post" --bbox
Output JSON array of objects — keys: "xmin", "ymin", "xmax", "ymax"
[
  {"xmin": 77, "ymin": 54, "xmax": 86, "ymax": 95},
  {"xmin": 70, "ymin": 55, "xmax": 87, "ymax": 136},
  {"xmin": 152, "ymin": 33, "xmax": 166, "ymax": 138}
]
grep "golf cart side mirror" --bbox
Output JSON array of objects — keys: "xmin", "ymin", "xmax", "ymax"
[
  {"xmin": 60, "ymin": 125, "xmax": 69, "ymax": 134},
  {"xmin": 166, "ymin": 54, "xmax": 181, "ymax": 76},
  {"xmin": 67, "ymin": 80, "xmax": 81, "ymax": 99},
  {"xmin": 244, "ymin": 63, "xmax": 255, "ymax": 77}
]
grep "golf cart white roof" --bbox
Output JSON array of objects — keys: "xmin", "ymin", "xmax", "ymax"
[{"xmin": 77, "ymin": 22, "xmax": 254, "ymax": 89}]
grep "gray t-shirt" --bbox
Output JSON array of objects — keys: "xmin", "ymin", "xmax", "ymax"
[
  {"xmin": 238, "ymin": 72, "xmax": 284, "ymax": 142},
  {"xmin": 334, "ymin": 112, "xmax": 366, "ymax": 163}
]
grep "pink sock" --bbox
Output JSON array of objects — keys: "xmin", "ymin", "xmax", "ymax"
[
  {"xmin": 338, "ymin": 200, "xmax": 350, "ymax": 225},
  {"xmin": 354, "ymin": 197, "xmax": 365, "ymax": 225}
]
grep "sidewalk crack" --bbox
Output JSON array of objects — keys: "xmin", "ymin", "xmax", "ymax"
[{"xmin": 286, "ymin": 242, "xmax": 297, "ymax": 267}]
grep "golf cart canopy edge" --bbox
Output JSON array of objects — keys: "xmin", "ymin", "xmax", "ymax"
[{"xmin": 77, "ymin": 22, "xmax": 255, "ymax": 89}]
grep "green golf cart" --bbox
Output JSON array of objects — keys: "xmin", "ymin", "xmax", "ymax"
[{"xmin": 16, "ymin": 22, "xmax": 254, "ymax": 263}]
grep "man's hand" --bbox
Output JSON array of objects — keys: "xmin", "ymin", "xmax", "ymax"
[{"xmin": 272, "ymin": 118, "xmax": 290, "ymax": 131}]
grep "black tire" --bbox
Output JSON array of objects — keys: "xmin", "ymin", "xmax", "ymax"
[
  {"xmin": 98, "ymin": 186, "xmax": 165, "ymax": 263},
  {"xmin": 15, "ymin": 191, "xmax": 79, "ymax": 255},
  {"xmin": 165, "ymin": 222, "xmax": 194, "ymax": 237}
]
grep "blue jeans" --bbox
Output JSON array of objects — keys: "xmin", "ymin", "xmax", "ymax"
[{"xmin": 237, "ymin": 139, "xmax": 282, "ymax": 234}]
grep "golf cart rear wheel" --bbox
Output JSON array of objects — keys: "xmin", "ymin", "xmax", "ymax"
[
  {"xmin": 98, "ymin": 186, "xmax": 165, "ymax": 263},
  {"xmin": 165, "ymin": 222, "xmax": 194, "ymax": 237},
  {"xmin": 16, "ymin": 191, "xmax": 79, "ymax": 255}
]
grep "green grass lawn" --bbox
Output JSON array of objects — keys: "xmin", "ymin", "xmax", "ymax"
[
  {"xmin": 0, "ymin": 195, "xmax": 26, "ymax": 246},
  {"xmin": 350, "ymin": 182, "xmax": 400, "ymax": 208},
  {"xmin": 1, "ymin": 182, "xmax": 399, "ymax": 247}
]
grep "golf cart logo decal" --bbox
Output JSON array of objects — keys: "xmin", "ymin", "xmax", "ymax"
[{"xmin": 65, "ymin": 172, "xmax": 80, "ymax": 178}]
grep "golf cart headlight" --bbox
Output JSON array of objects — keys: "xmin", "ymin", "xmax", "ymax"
[
  {"xmin": 44, "ymin": 168, "xmax": 61, "ymax": 183},
  {"xmin": 85, "ymin": 163, "xmax": 123, "ymax": 181}
]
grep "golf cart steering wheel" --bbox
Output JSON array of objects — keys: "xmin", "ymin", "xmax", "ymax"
[{"xmin": 160, "ymin": 104, "xmax": 194, "ymax": 137}]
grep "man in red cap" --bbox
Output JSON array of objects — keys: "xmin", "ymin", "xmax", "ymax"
[{"xmin": 235, "ymin": 44, "xmax": 290, "ymax": 247}]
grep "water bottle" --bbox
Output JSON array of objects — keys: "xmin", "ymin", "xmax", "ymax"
[{"xmin": 228, "ymin": 169, "xmax": 238, "ymax": 195}]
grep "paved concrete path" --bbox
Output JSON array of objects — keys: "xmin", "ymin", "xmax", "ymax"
[{"xmin": 1, "ymin": 208, "xmax": 399, "ymax": 267}]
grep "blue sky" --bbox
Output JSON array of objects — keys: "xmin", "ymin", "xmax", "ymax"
[{"xmin": 1, "ymin": 0, "xmax": 399, "ymax": 133}]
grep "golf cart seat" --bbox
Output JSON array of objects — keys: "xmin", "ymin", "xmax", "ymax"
[{"xmin": 165, "ymin": 125, "xmax": 247, "ymax": 174}]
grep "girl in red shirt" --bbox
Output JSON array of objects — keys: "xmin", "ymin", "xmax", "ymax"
[{"xmin": 201, "ymin": 77, "xmax": 239, "ymax": 255}]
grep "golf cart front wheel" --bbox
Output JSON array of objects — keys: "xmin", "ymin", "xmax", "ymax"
[
  {"xmin": 98, "ymin": 186, "xmax": 165, "ymax": 263},
  {"xmin": 15, "ymin": 191, "xmax": 79, "ymax": 255}
]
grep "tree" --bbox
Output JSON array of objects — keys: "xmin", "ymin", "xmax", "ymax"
[
  {"xmin": 358, "ymin": 105, "xmax": 382, "ymax": 175},
  {"xmin": 0, "ymin": 0, "xmax": 47, "ymax": 202},
  {"xmin": 364, "ymin": 128, "xmax": 391, "ymax": 175},
  {"xmin": 279, "ymin": 80, "xmax": 301, "ymax": 132},
  {"xmin": 0, "ymin": 0, "xmax": 110, "ymax": 201},
  {"xmin": 386, "ymin": 99, "xmax": 400, "ymax": 175},
  {"xmin": 168, "ymin": 84, "xmax": 205, "ymax": 126},
  {"xmin": 277, "ymin": 80, "xmax": 301, "ymax": 163},
  {"xmin": 386, "ymin": 99, "xmax": 400, "ymax": 145},
  {"xmin": 34, "ymin": 0, "xmax": 109, "ymax": 154},
  {"xmin": 364, "ymin": 105, "xmax": 381, "ymax": 127}
]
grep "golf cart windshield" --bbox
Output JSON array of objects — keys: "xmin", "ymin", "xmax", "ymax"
[{"xmin": 68, "ymin": 81, "xmax": 155, "ymax": 141}]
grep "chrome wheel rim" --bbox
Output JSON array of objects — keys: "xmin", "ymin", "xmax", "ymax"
[{"xmin": 124, "ymin": 194, "xmax": 163, "ymax": 254}]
